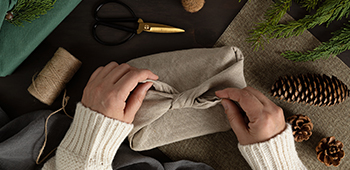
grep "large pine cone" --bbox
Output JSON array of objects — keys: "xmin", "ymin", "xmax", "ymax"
[
  {"xmin": 287, "ymin": 114, "xmax": 313, "ymax": 142},
  {"xmin": 271, "ymin": 74, "xmax": 350, "ymax": 107},
  {"xmin": 316, "ymin": 136, "xmax": 345, "ymax": 167}
]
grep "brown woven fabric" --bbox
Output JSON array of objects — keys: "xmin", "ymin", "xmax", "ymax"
[{"xmin": 158, "ymin": 0, "xmax": 350, "ymax": 169}]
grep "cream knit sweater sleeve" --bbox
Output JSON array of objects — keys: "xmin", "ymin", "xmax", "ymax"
[
  {"xmin": 238, "ymin": 124, "xmax": 307, "ymax": 170},
  {"xmin": 42, "ymin": 102, "xmax": 134, "ymax": 170},
  {"xmin": 42, "ymin": 103, "xmax": 306, "ymax": 170}
]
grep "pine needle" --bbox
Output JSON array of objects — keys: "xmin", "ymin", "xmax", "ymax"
[
  {"xmin": 247, "ymin": 0, "xmax": 350, "ymax": 51},
  {"xmin": 271, "ymin": 0, "xmax": 350, "ymax": 39},
  {"xmin": 7, "ymin": 0, "xmax": 56, "ymax": 26},
  {"xmin": 281, "ymin": 21, "xmax": 350, "ymax": 61},
  {"xmin": 296, "ymin": 0, "xmax": 322, "ymax": 11},
  {"xmin": 247, "ymin": 0, "xmax": 292, "ymax": 50}
]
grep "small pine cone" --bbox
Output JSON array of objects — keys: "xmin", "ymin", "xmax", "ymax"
[
  {"xmin": 287, "ymin": 114, "xmax": 313, "ymax": 142},
  {"xmin": 316, "ymin": 136, "xmax": 345, "ymax": 167},
  {"xmin": 271, "ymin": 74, "xmax": 350, "ymax": 107}
]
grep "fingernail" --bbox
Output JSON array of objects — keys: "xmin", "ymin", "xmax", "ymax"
[{"xmin": 222, "ymin": 101, "xmax": 228, "ymax": 111}]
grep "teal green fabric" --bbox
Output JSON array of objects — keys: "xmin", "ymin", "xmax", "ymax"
[
  {"xmin": 0, "ymin": 0, "xmax": 82, "ymax": 77},
  {"xmin": 0, "ymin": 0, "xmax": 17, "ymax": 30}
]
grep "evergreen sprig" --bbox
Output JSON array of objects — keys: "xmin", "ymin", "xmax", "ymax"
[
  {"xmin": 247, "ymin": 0, "xmax": 350, "ymax": 51},
  {"xmin": 281, "ymin": 21, "xmax": 350, "ymax": 61},
  {"xmin": 6, "ymin": 0, "xmax": 56, "ymax": 26},
  {"xmin": 245, "ymin": 0, "xmax": 350, "ymax": 61},
  {"xmin": 271, "ymin": 0, "xmax": 350, "ymax": 39},
  {"xmin": 247, "ymin": 0, "xmax": 292, "ymax": 50}
]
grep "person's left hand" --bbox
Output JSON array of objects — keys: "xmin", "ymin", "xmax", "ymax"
[
  {"xmin": 215, "ymin": 87, "xmax": 286, "ymax": 145},
  {"xmin": 81, "ymin": 62, "xmax": 158, "ymax": 123}
]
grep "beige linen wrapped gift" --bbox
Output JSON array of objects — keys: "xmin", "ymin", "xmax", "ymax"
[{"xmin": 127, "ymin": 46, "xmax": 247, "ymax": 151}]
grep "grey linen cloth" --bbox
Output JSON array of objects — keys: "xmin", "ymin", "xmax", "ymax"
[
  {"xmin": 127, "ymin": 46, "xmax": 247, "ymax": 151},
  {"xmin": 0, "ymin": 107, "xmax": 213, "ymax": 170},
  {"xmin": 113, "ymin": 142, "xmax": 213, "ymax": 170},
  {"xmin": 0, "ymin": 109, "xmax": 71, "ymax": 170}
]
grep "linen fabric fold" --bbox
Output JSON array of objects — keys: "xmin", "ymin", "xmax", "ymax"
[{"xmin": 127, "ymin": 46, "xmax": 247, "ymax": 151}]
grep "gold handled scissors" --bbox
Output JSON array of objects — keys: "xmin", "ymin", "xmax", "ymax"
[{"xmin": 92, "ymin": 0, "xmax": 185, "ymax": 46}]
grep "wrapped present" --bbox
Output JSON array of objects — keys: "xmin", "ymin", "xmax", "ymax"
[{"xmin": 0, "ymin": 0, "xmax": 82, "ymax": 77}]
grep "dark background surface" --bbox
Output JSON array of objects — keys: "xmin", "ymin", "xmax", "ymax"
[{"xmin": 0, "ymin": 0, "xmax": 349, "ymax": 120}]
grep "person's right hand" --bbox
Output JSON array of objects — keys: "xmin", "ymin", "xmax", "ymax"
[
  {"xmin": 81, "ymin": 62, "xmax": 158, "ymax": 124},
  {"xmin": 215, "ymin": 87, "xmax": 286, "ymax": 145}
]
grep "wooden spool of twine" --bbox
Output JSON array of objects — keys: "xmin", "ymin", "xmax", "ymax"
[{"xmin": 28, "ymin": 47, "xmax": 82, "ymax": 105}]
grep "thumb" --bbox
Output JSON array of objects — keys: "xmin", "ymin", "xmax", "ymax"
[
  {"xmin": 124, "ymin": 82, "xmax": 153, "ymax": 123},
  {"xmin": 221, "ymin": 99, "xmax": 248, "ymax": 135}
]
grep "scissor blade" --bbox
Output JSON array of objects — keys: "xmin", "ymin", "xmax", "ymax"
[
  {"xmin": 145, "ymin": 23, "xmax": 185, "ymax": 33},
  {"xmin": 137, "ymin": 19, "xmax": 185, "ymax": 34}
]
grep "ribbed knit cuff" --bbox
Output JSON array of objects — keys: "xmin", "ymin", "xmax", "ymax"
[
  {"xmin": 238, "ymin": 124, "xmax": 307, "ymax": 170},
  {"xmin": 58, "ymin": 102, "xmax": 134, "ymax": 169}
]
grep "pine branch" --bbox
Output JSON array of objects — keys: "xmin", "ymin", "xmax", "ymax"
[
  {"xmin": 247, "ymin": 0, "xmax": 350, "ymax": 51},
  {"xmin": 247, "ymin": 0, "xmax": 292, "ymax": 50},
  {"xmin": 7, "ymin": 0, "xmax": 56, "ymax": 26},
  {"xmin": 281, "ymin": 21, "xmax": 350, "ymax": 61},
  {"xmin": 271, "ymin": 0, "xmax": 350, "ymax": 39}
]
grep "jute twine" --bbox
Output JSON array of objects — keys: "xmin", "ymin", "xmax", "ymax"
[
  {"xmin": 36, "ymin": 90, "xmax": 73, "ymax": 165},
  {"xmin": 28, "ymin": 47, "xmax": 82, "ymax": 105},
  {"xmin": 27, "ymin": 47, "xmax": 82, "ymax": 164}
]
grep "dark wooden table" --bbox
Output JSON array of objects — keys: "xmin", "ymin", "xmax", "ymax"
[{"xmin": 0, "ymin": 0, "xmax": 349, "ymax": 120}]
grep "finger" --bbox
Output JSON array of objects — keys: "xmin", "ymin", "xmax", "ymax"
[
  {"xmin": 221, "ymin": 99, "xmax": 248, "ymax": 135},
  {"xmin": 216, "ymin": 88, "xmax": 263, "ymax": 122},
  {"xmin": 216, "ymin": 88, "xmax": 240, "ymax": 100},
  {"xmin": 243, "ymin": 87, "xmax": 282, "ymax": 116},
  {"xmin": 94, "ymin": 61, "xmax": 119, "ymax": 81},
  {"xmin": 215, "ymin": 88, "xmax": 263, "ymax": 111},
  {"xmin": 87, "ymin": 66, "xmax": 104, "ymax": 83},
  {"xmin": 114, "ymin": 69, "xmax": 158, "ymax": 100},
  {"xmin": 243, "ymin": 87, "xmax": 274, "ymax": 106},
  {"xmin": 104, "ymin": 63, "xmax": 133, "ymax": 84},
  {"xmin": 124, "ymin": 82, "xmax": 153, "ymax": 123}
]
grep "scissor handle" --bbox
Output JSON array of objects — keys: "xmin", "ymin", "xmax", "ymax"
[
  {"xmin": 94, "ymin": 0, "xmax": 137, "ymax": 21},
  {"xmin": 95, "ymin": 21, "xmax": 137, "ymax": 33},
  {"xmin": 93, "ymin": 22, "xmax": 136, "ymax": 46},
  {"xmin": 95, "ymin": 17, "xmax": 138, "ymax": 23},
  {"xmin": 93, "ymin": 0, "xmax": 139, "ymax": 45},
  {"xmin": 92, "ymin": 0, "xmax": 138, "ymax": 46}
]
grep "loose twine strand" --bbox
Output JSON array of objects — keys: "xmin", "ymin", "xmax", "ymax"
[
  {"xmin": 27, "ymin": 48, "xmax": 81, "ymax": 164},
  {"xmin": 35, "ymin": 90, "xmax": 74, "ymax": 165}
]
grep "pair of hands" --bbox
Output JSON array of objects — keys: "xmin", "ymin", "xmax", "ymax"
[{"xmin": 81, "ymin": 62, "xmax": 286, "ymax": 145}]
